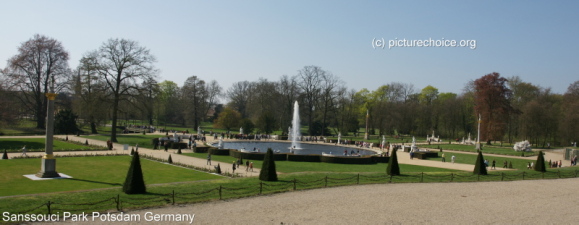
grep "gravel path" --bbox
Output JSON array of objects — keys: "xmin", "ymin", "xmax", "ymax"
[{"xmin": 43, "ymin": 178, "xmax": 579, "ymax": 225}]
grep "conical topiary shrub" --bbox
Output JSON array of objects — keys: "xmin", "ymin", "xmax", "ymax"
[
  {"xmin": 123, "ymin": 152, "xmax": 147, "ymax": 194},
  {"xmin": 177, "ymin": 145, "xmax": 182, "ymax": 154},
  {"xmin": 168, "ymin": 154, "xmax": 173, "ymax": 164},
  {"xmin": 85, "ymin": 139, "xmax": 89, "ymax": 145},
  {"xmin": 2, "ymin": 149, "xmax": 8, "ymax": 159},
  {"xmin": 215, "ymin": 163, "xmax": 222, "ymax": 174},
  {"xmin": 535, "ymin": 151, "xmax": 546, "ymax": 172},
  {"xmin": 259, "ymin": 148, "xmax": 278, "ymax": 181},
  {"xmin": 130, "ymin": 148, "xmax": 134, "ymax": 155},
  {"xmin": 239, "ymin": 157, "xmax": 243, "ymax": 165},
  {"xmin": 509, "ymin": 161, "xmax": 513, "ymax": 168},
  {"xmin": 387, "ymin": 147, "xmax": 400, "ymax": 176},
  {"xmin": 473, "ymin": 151, "xmax": 488, "ymax": 175}
]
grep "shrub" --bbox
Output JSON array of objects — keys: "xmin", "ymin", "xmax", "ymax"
[
  {"xmin": 122, "ymin": 152, "xmax": 147, "ymax": 194},
  {"xmin": 259, "ymin": 148, "xmax": 278, "ymax": 181},
  {"xmin": 473, "ymin": 151, "xmax": 488, "ymax": 175},
  {"xmin": 152, "ymin": 138, "xmax": 159, "ymax": 149},
  {"xmin": 215, "ymin": 163, "xmax": 222, "ymax": 174},
  {"xmin": 168, "ymin": 154, "xmax": 173, "ymax": 164},
  {"xmin": 2, "ymin": 149, "xmax": 7, "ymax": 159},
  {"xmin": 535, "ymin": 151, "xmax": 546, "ymax": 172},
  {"xmin": 387, "ymin": 147, "xmax": 400, "ymax": 175},
  {"xmin": 85, "ymin": 139, "xmax": 89, "ymax": 145},
  {"xmin": 177, "ymin": 146, "xmax": 182, "ymax": 154},
  {"xmin": 130, "ymin": 148, "xmax": 134, "ymax": 155},
  {"xmin": 509, "ymin": 161, "xmax": 513, "ymax": 169}
]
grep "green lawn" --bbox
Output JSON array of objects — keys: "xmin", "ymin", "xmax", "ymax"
[
  {"xmin": 85, "ymin": 134, "xmax": 167, "ymax": 149},
  {"xmin": 0, "ymin": 138, "xmax": 102, "ymax": 152},
  {"xmin": 183, "ymin": 152, "xmax": 459, "ymax": 173},
  {"xmin": 429, "ymin": 151, "xmax": 538, "ymax": 170},
  {"xmin": 419, "ymin": 144, "xmax": 538, "ymax": 156},
  {"xmin": 0, "ymin": 156, "xmax": 223, "ymax": 196}
]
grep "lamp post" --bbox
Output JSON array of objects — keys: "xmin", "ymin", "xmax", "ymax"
[
  {"xmin": 36, "ymin": 78, "xmax": 60, "ymax": 178},
  {"xmin": 475, "ymin": 114, "xmax": 482, "ymax": 151}
]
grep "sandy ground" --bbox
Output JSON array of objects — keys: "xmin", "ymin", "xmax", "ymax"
[{"xmin": 41, "ymin": 178, "xmax": 579, "ymax": 225}]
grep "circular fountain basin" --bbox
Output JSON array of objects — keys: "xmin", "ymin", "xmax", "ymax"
[{"xmin": 212, "ymin": 141, "xmax": 377, "ymax": 156}]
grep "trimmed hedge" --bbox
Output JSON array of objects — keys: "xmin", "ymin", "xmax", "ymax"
[
  {"xmin": 210, "ymin": 148, "xmax": 231, "ymax": 156},
  {"xmin": 170, "ymin": 142, "xmax": 188, "ymax": 149},
  {"xmin": 286, "ymin": 154, "xmax": 322, "ymax": 162},
  {"xmin": 193, "ymin": 146, "xmax": 212, "ymax": 153},
  {"xmin": 412, "ymin": 151, "xmax": 438, "ymax": 159}
]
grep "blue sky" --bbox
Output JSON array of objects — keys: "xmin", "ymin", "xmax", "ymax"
[{"xmin": 1, "ymin": 0, "xmax": 577, "ymax": 96}]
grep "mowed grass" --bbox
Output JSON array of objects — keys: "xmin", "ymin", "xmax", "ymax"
[
  {"xmin": 0, "ymin": 138, "xmax": 98, "ymax": 152},
  {"xmin": 418, "ymin": 144, "xmax": 537, "ymax": 156},
  {"xmin": 429, "ymin": 151, "xmax": 537, "ymax": 170},
  {"xmin": 85, "ymin": 134, "xmax": 167, "ymax": 149},
  {"xmin": 183, "ymin": 152, "xmax": 459, "ymax": 173},
  {"xmin": 0, "ymin": 156, "xmax": 223, "ymax": 196}
]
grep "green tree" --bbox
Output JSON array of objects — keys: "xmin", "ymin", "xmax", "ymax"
[
  {"xmin": 214, "ymin": 108, "xmax": 241, "ymax": 131},
  {"xmin": 387, "ymin": 147, "xmax": 400, "ymax": 175},
  {"xmin": 259, "ymin": 148, "xmax": 278, "ymax": 181},
  {"xmin": 473, "ymin": 151, "xmax": 488, "ymax": 175},
  {"xmin": 255, "ymin": 111, "xmax": 276, "ymax": 134},
  {"xmin": 54, "ymin": 109, "xmax": 80, "ymax": 134},
  {"xmin": 534, "ymin": 151, "xmax": 546, "ymax": 172},
  {"xmin": 123, "ymin": 152, "xmax": 147, "ymax": 194},
  {"xmin": 240, "ymin": 118, "xmax": 255, "ymax": 134}
]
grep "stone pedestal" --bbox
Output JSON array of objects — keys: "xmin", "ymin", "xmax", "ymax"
[{"xmin": 36, "ymin": 157, "xmax": 60, "ymax": 178}]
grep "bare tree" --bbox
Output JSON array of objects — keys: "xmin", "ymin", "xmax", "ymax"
[
  {"xmin": 73, "ymin": 51, "xmax": 110, "ymax": 134},
  {"xmin": 226, "ymin": 81, "xmax": 253, "ymax": 118},
  {"xmin": 3, "ymin": 34, "xmax": 70, "ymax": 129},
  {"xmin": 92, "ymin": 38, "xmax": 157, "ymax": 142},
  {"xmin": 296, "ymin": 65, "xmax": 324, "ymax": 135}
]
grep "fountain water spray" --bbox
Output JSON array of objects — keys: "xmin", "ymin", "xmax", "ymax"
[{"xmin": 290, "ymin": 101, "xmax": 301, "ymax": 149}]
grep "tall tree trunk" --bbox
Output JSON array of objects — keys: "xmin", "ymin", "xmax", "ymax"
[{"xmin": 111, "ymin": 95, "xmax": 119, "ymax": 142}]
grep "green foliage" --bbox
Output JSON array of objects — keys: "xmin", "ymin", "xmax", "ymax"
[
  {"xmin": 387, "ymin": 147, "xmax": 400, "ymax": 175},
  {"xmin": 168, "ymin": 154, "xmax": 173, "ymax": 164},
  {"xmin": 240, "ymin": 118, "xmax": 255, "ymax": 134},
  {"xmin": 535, "ymin": 151, "xmax": 546, "ymax": 172},
  {"xmin": 473, "ymin": 151, "xmax": 488, "ymax": 175},
  {"xmin": 54, "ymin": 109, "xmax": 80, "ymax": 135},
  {"xmin": 509, "ymin": 161, "xmax": 513, "ymax": 168},
  {"xmin": 130, "ymin": 148, "xmax": 134, "ymax": 155},
  {"xmin": 214, "ymin": 108, "xmax": 242, "ymax": 131},
  {"xmin": 255, "ymin": 111, "xmax": 276, "ymax": 134},
  {"xmin": 309, "ymin": 121, "xmax": 331, "ymax": 136},
  {"xmin": 123, "ymin": 152, "xmax": 147, "ymax": 194},
  {"xmin": 2, "ymin": 149, "xmax": 7, "ymax": 159},
  {"xmin": 259, "ymin": 148, "xmax": 278, "ymax": 181}
]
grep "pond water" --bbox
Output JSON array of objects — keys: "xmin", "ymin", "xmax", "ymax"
[{"xmin": 211, "ymin": 141, "xmax": 377, "ymax": 156}]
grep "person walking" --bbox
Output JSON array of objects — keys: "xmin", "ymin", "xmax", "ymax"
[
  {"xmin": 245, "ymin": 160, "xmax": 250, "ymax": 171},
  {"xmin": 232, "ymin": 162, "xmax": 236, "ymax": 174},
  {"xmin": 207, "ymin": 153, "xmax": 211, "ymax": 165},
  {"xmin": 21, "ymin": 145, "xmax": 27, "ymax": 157},
  {"xmin": 249, "ymin": 162, "xmax": 254, "ymax": 172},
  {"xmin": 451, "ymin": 155, "xmax": 456, "ymax": 164},
  {"xmin": 441, "ymin": 152, "xmax": 446, "ymax": 162},
  {"xmin": 491, "ymin": 159, "xmax": 496, "ymax": 170}
]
